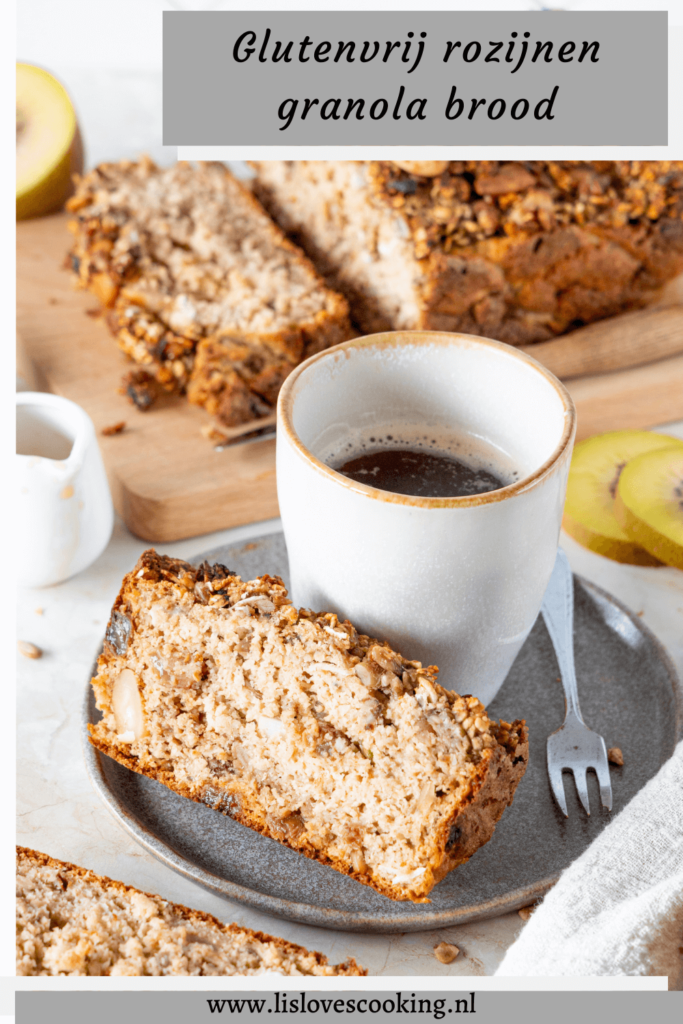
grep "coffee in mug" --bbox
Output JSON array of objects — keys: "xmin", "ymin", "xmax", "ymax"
[{"xmin": 327, "ymin": 426, "xmax": 517, "ymax": 498}]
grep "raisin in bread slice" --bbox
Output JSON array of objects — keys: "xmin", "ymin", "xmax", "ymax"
[
  {"xmin": 89, "ymin": 550, "xmax": 528, "ymax": 904},
  {"xmin": 66, "ymin": 158, "xmax": 353, "ymax": 429},
  {"xmin": 16, "ymin": 847, "xmax": 364, "ymax": 976}
]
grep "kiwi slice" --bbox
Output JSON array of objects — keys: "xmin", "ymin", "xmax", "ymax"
[
  {"xmin": 16, "ymin": 63, "xmax": 83, "ymax": 220},
  {"xmin": 614, "ymin": 446, "xmax": 683, "ymax": 570},
  {"xmin": 562, "ymin": 430, "xmax": 683, "ymax": 565}
]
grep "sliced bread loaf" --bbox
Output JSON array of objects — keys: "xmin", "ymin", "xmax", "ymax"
[{"xmin": 251, "ymin": 160, "xmax": 683, "ymax": 346}]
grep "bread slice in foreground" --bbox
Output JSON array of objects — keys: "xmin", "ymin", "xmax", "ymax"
[
  {"xmin": 66, "ymin": 158, "xmax": 353, "ymax": 429},
  {"xmin": 89, "ymin": 550, "xmax": 528, "ymax": 903},
  {"xmin": 16, "ymin": 847, "xmax": 364, "ymax": 976}
]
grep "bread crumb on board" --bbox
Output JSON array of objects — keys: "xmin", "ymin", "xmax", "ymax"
[
  {"xmin": 119, "ymin": 370, "xmax": 158, "ymax": 411},
  {"xmin": 101, "ymin": 421, "xmax": 126, "ymax": 437},
  {"xmin": 608, "ymin": 747, "xmax": 624, "ymax": 766}
]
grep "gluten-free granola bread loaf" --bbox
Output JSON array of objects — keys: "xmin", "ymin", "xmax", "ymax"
[
  {"xmin": 66, "ymin": 158, "xmax": 353, "ymax": 428},
  {"xmin": 251, "ymin": 160, "xmax": 683, "ymax": 346},
  {"xmin": 16, "ymin": 847, "xmax": 365, "ymax": 976},
  {"xmin": 89, "ymin": 550, "xmax": 528, "ymax": 904}
]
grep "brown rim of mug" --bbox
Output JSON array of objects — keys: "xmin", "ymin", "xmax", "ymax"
[{"xmin": 277, "ymin": 331, "xmax": 577, "ymax": 509}]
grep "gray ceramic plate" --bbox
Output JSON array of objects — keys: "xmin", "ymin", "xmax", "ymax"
[{"xmin": 83, "ymin": 531, "xmax": 682, "ymax": 933}]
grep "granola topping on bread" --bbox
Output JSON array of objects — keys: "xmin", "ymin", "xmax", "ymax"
[{"xmin": 375, "ymin": 160, "xmax": 683, "ymax": 256}]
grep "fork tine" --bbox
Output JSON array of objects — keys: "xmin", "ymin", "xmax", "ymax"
[
  {"xmin": 548, "ymin": 763, "xmax": 568, "ymax": 817},
  {"xmin": 573, "ymin": 767, "xmax": 591, "ymax": 815},
  {"xmin": 595, "ymin": 760, "xmax": 613, "ymax": 812}
]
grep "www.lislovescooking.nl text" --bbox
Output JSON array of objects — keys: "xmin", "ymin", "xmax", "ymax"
[{"xmin": 206, "ymin": 991, "xmax": 477, "ymax": 1019}]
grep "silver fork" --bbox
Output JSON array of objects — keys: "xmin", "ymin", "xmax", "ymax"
[{"xmin": 542, "ymin": 548, "xmax": 613, "ymax": 816}]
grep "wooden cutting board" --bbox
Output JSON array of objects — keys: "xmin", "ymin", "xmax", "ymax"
[{"xmin": 17, "ymin": 213, "xmax": 683, "ymax": 542}]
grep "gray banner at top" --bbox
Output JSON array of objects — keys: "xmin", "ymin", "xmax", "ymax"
[{"xmin": 163, "ymin": 11, "xmax": 667, "ymax": 145}]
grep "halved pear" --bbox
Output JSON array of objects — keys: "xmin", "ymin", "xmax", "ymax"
[
  {"xmin": 16, "ymin": 63, "xmax": 83, "ymax": 220},
  {"xmin": 562, "ymin": 430, "xmax": 683, "ymax": 565},
  {"xmin": 615, "ymin": 446, "xmax": 683, "ymax": 570}
]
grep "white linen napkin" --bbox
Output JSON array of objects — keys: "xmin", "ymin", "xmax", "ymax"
[{"xmin": 495, "ymin": 741, "xmax": 683, "ymax": 984}]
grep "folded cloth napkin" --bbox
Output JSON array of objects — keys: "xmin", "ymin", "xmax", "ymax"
[{"xmin": 495, "ymin": 740, "xmax": 683, "ymax": 983}]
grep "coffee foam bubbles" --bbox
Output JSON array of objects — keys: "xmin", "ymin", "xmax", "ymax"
[{"xmin": 320, "ymin": 424, "xmax": 520, "ymax": 486}]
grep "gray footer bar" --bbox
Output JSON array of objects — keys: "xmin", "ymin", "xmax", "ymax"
[{"xmin": 16, "ymin": 990, "xmax": 683, "ymax": 1024}]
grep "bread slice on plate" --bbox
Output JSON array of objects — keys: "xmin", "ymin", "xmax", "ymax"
[
  {"xmin": 89, "ymin": 550, "xmax": 528, "ymax": 903},
  {"xmin": 16, "ymin": 847, "xmax": 365, "ymax": 976}
]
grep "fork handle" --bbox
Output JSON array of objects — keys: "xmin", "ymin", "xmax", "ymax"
[{"xmin": 541, "ymin": 548, "xmax": 585, "ymax": 724}]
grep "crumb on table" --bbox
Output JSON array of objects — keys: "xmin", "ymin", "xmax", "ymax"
[
  {"xmin": 433, "ymin": 941, "xmax": 460, "ymax": 964},
  {"xmin": 518, "ymin": 904, "xmax": 537, "ymax": 921},
  {"xmin": 18, "ymin": 641, "xmax": 42, "ymax": 660},
  {"xmin": 101, "ymin": 421, "xmax": 126, "ymax": 437}
]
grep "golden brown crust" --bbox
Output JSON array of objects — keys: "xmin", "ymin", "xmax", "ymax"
[
  {"xmin": 90, "ymin": 550, "xmax": 528, "ymax": 904},
  {"xmin": 16, "ymin": 847, "xmax": 366, "ymax": 976}
]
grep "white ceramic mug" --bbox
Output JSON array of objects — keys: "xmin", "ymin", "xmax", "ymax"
[
  {"xmin": 16, "ymin": 392, "xmax": 114, "ymax": 587},
  {"xmin": 277, "ymin": 332, "xmax": 575, "ymax": 705}
]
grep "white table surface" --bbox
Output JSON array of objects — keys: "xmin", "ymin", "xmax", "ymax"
[{"xmin": 16, "ymin": 424, "xmax": 683, "ymax": 976}]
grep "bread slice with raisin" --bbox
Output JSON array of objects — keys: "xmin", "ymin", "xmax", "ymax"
[
  {"xmin": 89, "ymin": 550, "xmax": 528, "ymax": 903},
  {"xmin": 16, "ymin": 847, "xmax": 365, "ymax": 976}
]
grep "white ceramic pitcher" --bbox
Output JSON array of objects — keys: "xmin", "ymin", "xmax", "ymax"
[{"xmin": 16, "ymin": 392, "xmax": 114, "ymax": 587}]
